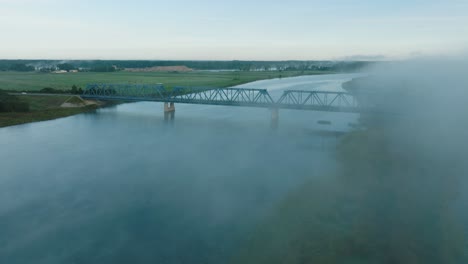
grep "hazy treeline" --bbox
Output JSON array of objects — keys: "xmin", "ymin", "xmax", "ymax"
[{"xmin": 0, "ymin": 60, "xmax": 374, "ymax": 72}]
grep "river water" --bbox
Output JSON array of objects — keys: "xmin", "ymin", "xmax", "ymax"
[{"xmin": 0, "ymin": 73, "xmax": 360, "ymax": 264}]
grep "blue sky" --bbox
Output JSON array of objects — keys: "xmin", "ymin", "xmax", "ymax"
[{"xmin": 0, "ymin": 0, "xmax": 467, "ymax": 60}]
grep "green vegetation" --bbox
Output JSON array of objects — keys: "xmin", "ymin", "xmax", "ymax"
[
  {"xmin": 0, "ymin": 107, "xmax": 95, "ymax": 127},
  {"xmin": 0, "ymin": 70, "xmax": 331, "ymax": 92},
  {"xmin": 18, "ymin": 95, "xmax": 75, "ymax": 110},
  {"xmin": 7, "ymin": 63, "xmax": 35, "ymax": 72},
  {"xmin": 0, "ymin": 90, "xmax": 29, "ymax": 112},
  {"xmin": 0, "ymin": 94, "xmax": 97, "ymax": 127}
]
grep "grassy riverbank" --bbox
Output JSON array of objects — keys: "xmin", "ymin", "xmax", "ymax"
[{"xmin": 0, "ymin": 95, "xmax": 98, "ymax": 127}]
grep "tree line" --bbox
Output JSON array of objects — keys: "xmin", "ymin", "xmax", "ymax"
[{"xmin": 0, "ymin": 60, "xmax": 375, "ymax": 73}]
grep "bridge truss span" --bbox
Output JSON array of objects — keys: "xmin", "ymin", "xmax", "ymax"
[
  {"xmin": 83, "ymin": 84, "xmax": 168, "ymax": 100},
  {"xmin": 276, "ymin": 90, "xmax": 359, "ymax": 112},
  {"xmin": 170, "ymin": 87, "xmax": 275, "ymax": 107},
  {"xmin": 82, "ymin": 84, "xmax": 362, "ymax": 113}
]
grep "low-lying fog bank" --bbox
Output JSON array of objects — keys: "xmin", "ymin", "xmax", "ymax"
[{"xmin": 234, "ymin": 58, "xmax": 468, "ymax": 264}]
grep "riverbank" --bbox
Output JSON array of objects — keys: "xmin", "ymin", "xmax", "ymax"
[
  {"xmin": 0, "ymin": 95, "xmax": 99, "ymax": 127},
  {"xmin": 0, "ymin": 70, "xmax": 333, "ymax": 92}
]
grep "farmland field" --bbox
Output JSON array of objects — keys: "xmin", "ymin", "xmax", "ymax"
[{"xmin": 0, "ymin": 70, "xmax": 333, "ymax": 92}]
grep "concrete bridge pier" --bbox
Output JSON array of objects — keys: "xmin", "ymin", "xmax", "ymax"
[
  {"xmin": 164, "ymin": 102, "xmax": 175, "ymax": 121},
  {"xmin": 271, "ymin": 108, "xmax": 279, "ymax": 129}
]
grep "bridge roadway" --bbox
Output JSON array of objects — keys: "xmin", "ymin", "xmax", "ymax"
[{"xmin": 81, "ymin": 84, "xmax": 360, "ymax": 112}]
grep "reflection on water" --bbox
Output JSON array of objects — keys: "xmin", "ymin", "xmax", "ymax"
[{"xmin": 0, "ymin": 74, "xmax": 360, "ymax": 264}]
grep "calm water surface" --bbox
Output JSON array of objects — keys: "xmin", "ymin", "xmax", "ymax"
[{"xmin": 0, "ymin": 74, "xmax": 360, "ymax": 264}]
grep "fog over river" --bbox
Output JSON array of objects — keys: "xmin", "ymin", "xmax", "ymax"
[{"xmin": 0, "ymin": 74, "xmax": 361, "ymax": 264}]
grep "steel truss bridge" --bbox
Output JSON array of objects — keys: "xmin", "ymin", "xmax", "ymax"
[{"xmin": 81, "ymin": 84, "xmax": 360, "ymax": 113}]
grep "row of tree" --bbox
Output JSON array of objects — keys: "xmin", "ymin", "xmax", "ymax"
[
  {"xmin": 0, "ymin": 60, "xmax": 375, "ymax": 73},
  {"xmin": 38, "ymin": 85, "xmax": 83, "ymax": 94},
  {"xmin": 0, "ymin": 63, "xmax": 35, "ymax": 72}
]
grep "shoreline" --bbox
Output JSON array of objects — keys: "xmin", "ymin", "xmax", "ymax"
[{"xmin": 0, "ymin": 105, "xmax": 98, "ymax": 128}]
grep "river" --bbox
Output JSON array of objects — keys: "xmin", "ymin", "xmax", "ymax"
[{"xmin": 0, "ymin": 73, "xmax": 360, "ymax": 264}]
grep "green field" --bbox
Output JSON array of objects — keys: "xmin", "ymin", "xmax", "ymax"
[{"xmin": 0, "ymin": 70, "xmax": 332, "ymax": 92}]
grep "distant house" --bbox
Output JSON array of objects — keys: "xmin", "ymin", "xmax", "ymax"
[
  {"xmin": 53, "ymin": 70, "xmax": 67, "ymax": 74},
  {"xmin": 69, "ymin": 70, "xmax": 78, "ymax": 73}
]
